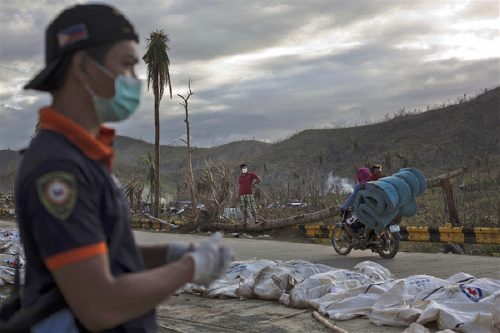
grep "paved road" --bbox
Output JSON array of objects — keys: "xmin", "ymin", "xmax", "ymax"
[
  {"xmin": 2, "ymin": 221, "xmax": 499, "ymax": 332},
  {"xmin": 132, "ymin": 230, "xmax": 500, "ymax": 280},
  {"xmin": 3, "ymin": 220, "xmax": 496, "ymax": 279}
]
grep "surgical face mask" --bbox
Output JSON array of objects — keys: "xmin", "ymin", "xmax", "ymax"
[
  {"xmin": 242, "ymin": 168, "xmax": 247, "ymax": 173},
  {"xmin": 85, "ymin": 59, "xmax": 142, "ymax": 122}
]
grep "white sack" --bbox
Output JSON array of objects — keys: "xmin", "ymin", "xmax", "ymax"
[
  {"xmin": 317, "ymin": 274, "xmax": 469, "ymax": 322},
  {"xmin": 240, "ymin": 260, "xmax": 333, "ymax": 300},
  {"xmin": 370, "ymin": 281, "xmax": 425, "ymax": 326},
  {"xmin": 0, "ymin": 228, "xmax": 25, "ymax": 285},
  {"xmin": 414, "ymin": 278, "xmax": 500, "ymax": 303},
  {"xmin": 283, "ymin": 269, "xmax": 376, "ymax": 308},
  {"xmin": 181, "ymin": 258, "xmax": 278, "ymax": 298},
  {"xmin": 402, "ymin": 323, "xmax": 430, "ymax": 333},
  {"xmin": 417, "ymin": 289, "xmax": 500, "ymax": 332},
  {"xmin": 354, "ymin": 261, "xmax": 394, "ymax": 281}
]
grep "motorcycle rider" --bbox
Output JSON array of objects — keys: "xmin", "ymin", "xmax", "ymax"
[
  {"xmin": 340, "ymin": 168, "xmax": 370, "ymax": 248},
  {"xmin": 341, "ymin": 167, "xmax": 402, "ymax": 249}
]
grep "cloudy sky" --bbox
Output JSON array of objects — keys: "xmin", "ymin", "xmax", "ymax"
[{"xmin": 0, "ymin": 0, "xmax": 498, "ymax": 150}]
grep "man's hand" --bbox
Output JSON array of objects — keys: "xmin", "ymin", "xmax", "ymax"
[
  {"xmin": 184, "ymin": 232, "xmax": 233, "ymax": 286},
  {"xmin": 340, "ymin": 206, "xmax": 350, "ymax": 216},
  {"xmin": 166, "ymin": 243, "xmax": 197, "ymax": 264}
]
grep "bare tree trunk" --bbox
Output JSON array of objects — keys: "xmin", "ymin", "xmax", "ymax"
[
  {"xmin": 178, "ymin": 79, "xmax": 197, "ymax": 215},
  {"xmin": 153, "ymin": 71, "xmax": 160, "ymax": 218},
  {"xmin": 441, "ymin": 179, "xmax": 459, "ymax": 227},
  {"xmin": 9, "ymin": 170, "xmax": 15, "ymax": 205},
  {"xmin": 187, "ymin": 149, "xmax": 197, "ymax": 214}
]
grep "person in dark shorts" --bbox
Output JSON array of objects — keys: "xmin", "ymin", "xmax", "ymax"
[
  {"xmin": 238, "ymin": 164, "xmax": 261, "ymax": 224},
  {"xmin": 15, "ymin": 4, "xmax": 232, "ymax": 331}
]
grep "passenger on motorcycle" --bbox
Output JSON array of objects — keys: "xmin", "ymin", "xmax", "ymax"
[
  {"xmin": 368, "ymin": 164, "xmax": 386, "ymax": 181},
  {"xmin": 340, "ymin": 168, "xmax": 370, "ymax": 248}
]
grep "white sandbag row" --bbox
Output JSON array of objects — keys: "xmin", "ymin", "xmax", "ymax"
[
  {"xmin": 182, "ymin": 259, "xmax": 500, "ymax": 332},
  {"xmin": 0, "ymin": 228, "xmax": 25, "ymax": 285},
  {"xmin": 182, "ymin": 259, "xmax": 391, "ymax": 301}
]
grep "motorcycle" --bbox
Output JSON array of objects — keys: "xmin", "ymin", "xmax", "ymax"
[{"xmin": 331, "ymin": 209, "xmax": 403, "ymax": 259}]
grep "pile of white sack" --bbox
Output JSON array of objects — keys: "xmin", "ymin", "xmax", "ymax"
[
  {"xmin": 182, "ymin": 259, "xmax": 500, "ymax": 332},
  {"xmin": 0, "ymin": 228, "xmax": 25, "ymax": 285}
]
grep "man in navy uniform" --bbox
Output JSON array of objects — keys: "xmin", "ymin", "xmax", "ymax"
[{"xmin": 16, "ymin": 4, "xmax": 232, "ymax": 331}]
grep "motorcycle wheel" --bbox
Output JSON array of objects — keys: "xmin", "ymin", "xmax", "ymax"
[
  {"xmin": 332, "ymin": 226, "xmax": 352, "ymax": 255},
  {"xmin": 376, "ymin": 230, "xmax": 399, "ymax": 259}
]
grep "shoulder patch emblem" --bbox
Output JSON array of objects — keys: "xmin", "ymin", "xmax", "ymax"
[{"xmin": 36, "ymin": 171, "xmax": 78, "ymax": 220}]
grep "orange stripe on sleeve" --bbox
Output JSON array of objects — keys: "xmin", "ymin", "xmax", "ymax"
[{"xmin": 45, "ymin": 242, "xmax": 108, "ymax": 270}]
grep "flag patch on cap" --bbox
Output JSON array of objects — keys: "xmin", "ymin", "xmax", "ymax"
[{"xmin": 57, "ymin": 24, "xmax": 89, "ymax": 48}]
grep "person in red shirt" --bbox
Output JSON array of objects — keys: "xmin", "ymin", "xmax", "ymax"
[
  {"xmin": 368, "ymin": 164, "xmax": 386, "ymax": 181},
  {"xmin": 238, "ymin": 164, "xmax": 261, "ymax": 224}
]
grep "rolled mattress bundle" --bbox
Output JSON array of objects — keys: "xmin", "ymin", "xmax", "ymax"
[{"xmin": 354, "ymin": 168, "xmax": 426, "ymax": 231}]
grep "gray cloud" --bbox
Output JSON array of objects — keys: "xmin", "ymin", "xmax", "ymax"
[{"xmin": 1, "ymin": 0, "xmax": 498, "ymax": 150}]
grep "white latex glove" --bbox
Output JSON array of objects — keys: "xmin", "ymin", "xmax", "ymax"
[
  {"xmin": 166, "ymin": 243, "xmax": 197, "ymax": 264},
  {"xmin": 183, "ymin": 232, "xmax": 233, "ymax": 286}
]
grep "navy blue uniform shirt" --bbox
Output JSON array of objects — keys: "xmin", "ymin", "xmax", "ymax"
[{"xmin": 15, "ymin": 107, "xmax": 156, "ymax": 332}]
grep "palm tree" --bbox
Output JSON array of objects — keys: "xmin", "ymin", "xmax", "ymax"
[
  {"xmin": 142, "ymin": 151, "xmax": 156, "ymax": 204},
  {"xmin": 143, "ymin": 29, "xmax": 172, "ymax": 217}
]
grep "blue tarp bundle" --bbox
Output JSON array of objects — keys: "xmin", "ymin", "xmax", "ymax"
[{"xmin": 354, "ymin": 168, "xmax": 426, "ymax": 231}]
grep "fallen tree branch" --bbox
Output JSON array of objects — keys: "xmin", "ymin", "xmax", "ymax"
[
  {"xmin": 425, "ymin": 168, "xmax": 467, "ymax": 189},
  {"xmin": 312, "ymin": 311, "xmax": 348, "ymax": 333},
  {"xmin": 206, "ymin": 206, "xmax": 340, "ymax": 231}
]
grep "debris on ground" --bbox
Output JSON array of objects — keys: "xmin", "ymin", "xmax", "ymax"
[
  {"xmin": 439, "ymin": 242, "xmax": 465, "ymax": 255},
  {"xmin": 313, "ymin": 311, "xmax": 348, "ymax": 333}
]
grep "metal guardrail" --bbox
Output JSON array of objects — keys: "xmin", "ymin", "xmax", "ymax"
[
  {"xmin": 130, "ymin": 218, "xmax": 182, "ymax": 229},
  {"xmin": 291, "ymin": 223, "xmax": 500, "ymax": 244},
  {"xmin": 129, "ymin": 216, "xmax": 499, "ymax": 245},
  {"xmin": 400, "ymin": 224, "xmax": 500, "ymax": 244}
]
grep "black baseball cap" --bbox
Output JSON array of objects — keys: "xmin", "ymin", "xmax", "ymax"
[{"xmin": 25, "ymin": 4, "xmax": 139, "ymax": 91}]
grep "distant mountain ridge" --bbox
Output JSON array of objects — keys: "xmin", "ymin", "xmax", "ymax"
[{"xmin": 1, "ymin": 87, "xmax": 498, "ymax": 193}]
